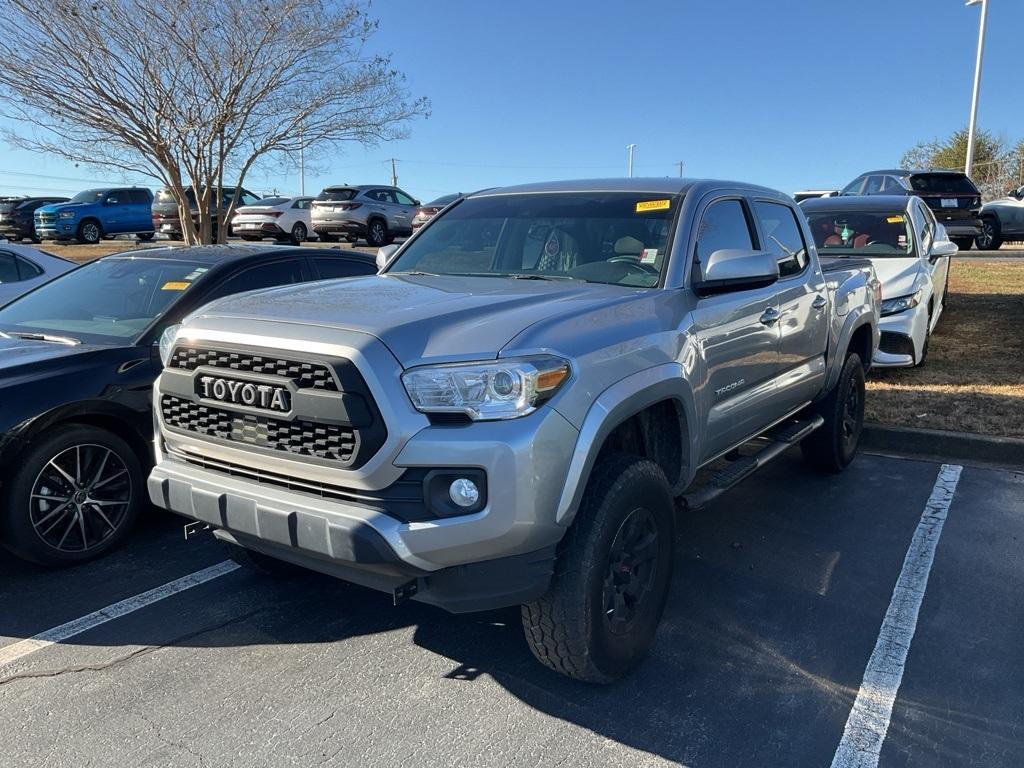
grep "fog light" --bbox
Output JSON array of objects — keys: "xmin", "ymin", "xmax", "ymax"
[{"xmin": 449, "ymin": 478, "xmax": 480, "ymax": 508}]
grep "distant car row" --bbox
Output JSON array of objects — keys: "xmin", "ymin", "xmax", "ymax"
[
  {"xmin": 797, "ymin": 169, "xmax": 1024, "ymax": 251},
  {"xmin": 0, "ymin": 185, "xmax": 463, "ymax": 247}
]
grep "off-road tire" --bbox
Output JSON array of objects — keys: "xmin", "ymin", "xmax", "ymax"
[
  {"xmin": 222, "ymin": 539, "xmax": 303, "ymax": 576},
  {"xmin": 366, "ymin": 218, "xmax": 388, "ymax": 248},
  {"xmin": 0, "ymin": 425, "xmax": 144, "ymax": 566},
  {"xmin": 77, "ymin": 219, "xmax": 102, "ymax": 245},
  {"xmin": 521, "ymin": 453, "xmax": 675, "ymax": 683},
  {"xmin": 975, "ymin": 216, "xmax": 1002, "ymax": 251},
  {"xmin": 801, "ymin": 352, "xmax": 865, "ymax": 473}
]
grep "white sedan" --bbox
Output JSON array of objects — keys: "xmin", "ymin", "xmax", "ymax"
[
  {"xmin": 232, "ymin": 196, "xmax": 315, "ymax": 245},
  {"xmin": 802, "ymin": 194, "xmax": 957, "ymax": 367},
  {"xmin": 0, "ymin": 243, "xmax": 76, "ymax": 306}
]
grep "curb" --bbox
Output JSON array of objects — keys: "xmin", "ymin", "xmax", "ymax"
[{"xmin": 862, "ymin": 424, "xmax": 1024, "ymax": 470}]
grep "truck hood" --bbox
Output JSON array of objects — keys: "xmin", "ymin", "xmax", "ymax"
[
  {"xmin": 192, "ymin": 274, "xmax": 651, "ymax": 367},
  {"xmin": 37, "ymin": 201, "xmax": 91, "ymax": 215},
  {"xmin": 869, "ymin": 258, "xmax": 922, "ymax": 299}
]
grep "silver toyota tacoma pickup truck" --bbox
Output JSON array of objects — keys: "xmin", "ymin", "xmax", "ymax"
[{"xmin": 150, "ymin": 179, "xmax": 881, "ymax": 682}]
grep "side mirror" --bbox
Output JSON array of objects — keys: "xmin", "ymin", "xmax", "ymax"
[
  {"xmin": 930, "ymin": 239, "xmax": 958, "ymax": 259},
  {"xmin": 375, "ymin": 243, "xmax": 399, "ymax": 271},
  {"xmin": 695, "ymin": 249, "xmax": 780, "ymax": 296},
  {"xmin": 412, "ymin": 199, "xmax": 421, "ymax": 206}
]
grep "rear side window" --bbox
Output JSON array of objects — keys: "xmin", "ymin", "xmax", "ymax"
[
  {"xmin": 311, "ymin": 256, "xmax": 375, "ymax": 280},
  {"xmin": 0, "ymin": 253, "xmax": 21, "ymax": 283},
  {"xmin": 16, "ymin": 256, "xmax": 42, "ymax": 279},
  {"xmin": 909, "ymin": 174, "xmax": 979, "ymax": 195},
  {"xmin": 842, "ymin": 176, "xmax": 866, "ymax": 195},
  {"xmin": 128, "ymin": 190, "xmax": 151, "ymax": 204},
  {"xmin": 754, "ymin": 201, "xmax": 808, "ymax": 278},
  {"xmin": 695, "ymin": 199, "xmax": 754, "ymax": 267}
]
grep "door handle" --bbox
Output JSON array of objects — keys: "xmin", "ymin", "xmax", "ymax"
[
  {"xmin": 759, "ymin": 307, "xmax": 781, "ymax": 326},
  {"xmin": 812, "ymin": 295, "xmax": 827, "ymax": 310}
]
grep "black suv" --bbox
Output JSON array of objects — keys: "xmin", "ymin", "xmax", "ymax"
[
  {"xmin": 151, "ymin": 186, "xmax": 261, "ymax": 239},
  {"xmin": 0, "ymin": 196, "xmax": 70, "ymax": 243},
  {"xmin": 841, "ymin": 169, "xmax": 982, "ymax": 250}
]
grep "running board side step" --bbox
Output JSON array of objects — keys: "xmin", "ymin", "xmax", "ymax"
[{"xmin": 682, "ymin": 415, "xmax": 824, "ymax": 511}]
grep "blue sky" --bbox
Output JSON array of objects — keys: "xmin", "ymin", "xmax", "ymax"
[{"xmin": 1, "ymin": 0, "xmax": 1021, "ymax": 201}]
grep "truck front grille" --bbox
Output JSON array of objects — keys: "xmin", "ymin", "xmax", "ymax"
[
  {"xmin": 161, "ymin": 395, "xmax": 357, "ymax": 464},
  {"xmin": 169, "ymin": 348, "xmax": 338, "ymax": 391}
]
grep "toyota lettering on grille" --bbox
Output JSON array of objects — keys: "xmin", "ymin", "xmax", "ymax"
[{"xmin": 196, "ymin": 375, "xmax": 291, "ymax": 413}]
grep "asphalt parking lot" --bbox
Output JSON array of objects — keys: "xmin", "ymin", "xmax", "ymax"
[{"xmin": 1, "ymin": 449, "xmax": 1021, "ymax": 768}]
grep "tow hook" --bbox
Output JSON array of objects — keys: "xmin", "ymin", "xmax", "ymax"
[
  {"xmin": 393, "ymin": 579, "xmax": 419, "ymax": 606},
  {"xmin": 183, "ymin": 521, "xmax": 211, "ymax": 541}
]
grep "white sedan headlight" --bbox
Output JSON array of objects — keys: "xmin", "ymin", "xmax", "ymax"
[
  {"xmin": 880, "ymin": 289, "xmax": 923, "ymax": 317},
  {"xmin": 402, "ymin": 356, "xmax": 570, "ymax": 420},
  {"xmin": 158, "ymin": 323, "xmax": 182, "ymax": 367}
]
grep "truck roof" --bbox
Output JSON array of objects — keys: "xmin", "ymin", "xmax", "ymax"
[
  {"xmin": 800, "ymin": 195, "xmax": 912, "ymax": 213},
  {"xmin": 469, "ymin": 178, "xmax": 784, "ymax": 198}
]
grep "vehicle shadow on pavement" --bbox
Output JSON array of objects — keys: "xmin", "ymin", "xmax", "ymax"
[{"xmin": 0, "ymin": 453, "xmax": 944, "ymax": 766}]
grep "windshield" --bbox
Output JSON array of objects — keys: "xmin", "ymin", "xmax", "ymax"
[
  {"xmin": 0, "ymin": 256, "xmax": 212, "ymax": 344},
  {"xmin": 388, "ymin": 192, "xmax": 679, "ymax": 288},
  {"xmin": 806, "ymin": 210, "xmax": 915, "ymax": 257},
  {"xmin": 909, "ymin": 174, "xmax": 978, "ymax": 195},
  {"xmin": 315, "ymin": 188, "xmax": 358, "ymax": 202},
  {"xmin": 70, "ymin": 189, "xmax": 108, "ymax": 204}
]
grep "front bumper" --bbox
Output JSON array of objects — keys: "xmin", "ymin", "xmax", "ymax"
[
  {"xmin": 0, "ymin": 221, "xmax": 31, "ymax": 240},
  {"xmin": 148, "ymin": 327, "xmax": 578, "ymax": 611},
  {"xmin": 35, "ymin": 220, "xmax": 76, "ymax": 240},
  {"xmin": 872, "ymin": 305, "xmax": 928, "ymax": 367}
]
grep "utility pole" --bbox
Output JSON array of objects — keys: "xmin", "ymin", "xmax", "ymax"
[
  {"xmin": 298, "ymin": 126, "xmax": 305, "ymax": 196},
  {"xmin": 626, "ymin": 144, "xmax": 636, "ymax": 178},
  {"xmin": 390, "ymin": 158, "xmax": 398, "ymax": 187},
  {"xmin": 676, "ymin": 161, "xmax": 685, "ymax": 178},
  {"xmin": 964, "ymin": 0, "xmax": 989, "ymax": 178}
]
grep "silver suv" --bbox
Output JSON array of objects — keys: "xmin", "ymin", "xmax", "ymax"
[
  {"xmin": 310, "ymin": 184, "xmax": 419, "ymax": 247},
  {"xmin": 151, "ymin": 179, "xmax": 880, "ymax": 682}
]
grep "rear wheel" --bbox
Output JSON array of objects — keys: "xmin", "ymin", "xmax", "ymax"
[
  {"xmin": 0, "ymin": 425, "xmax": 144, "ymax": 566},
  {"xmin": 975, "ymin": 217, "xmax": 1002, "ymax": 250},
  {"xmin": 290, "ymin": 221, "xmax": 307, "ymax": 245},
  {"xmin": 522, "ymin": 453, "xmax": 675, "ymax": 683},
  {"xmin": 800, "ymin": 352, "xmax": 865, "ymax": 473},
  {"xmin": 951, "ymin": 236, "xmax": 974, "ymax": 251},
  {"xmin": 77, "ymin": 220, "xmax": 102, "ymax": 245},
  {"xmin": 136, "ymin": 232, "xmax": 155, "ymax": 242},
  {"xmin": 366, "ymin": 218, "xmax": 388, "ymax": 248}
]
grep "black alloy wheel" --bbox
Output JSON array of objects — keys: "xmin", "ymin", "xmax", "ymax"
[
  {"xmin": 603, "ymin": 507, "xmax": 661, "ymax": 637},
  {"xmin": 366, "ymin": 219, "xmax": 388, "ymax": 248}
]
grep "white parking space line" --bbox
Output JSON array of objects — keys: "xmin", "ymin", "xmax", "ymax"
[
  {"xmin": 831, "ymin": 463, "xmax": 963, "ymax": 768},
  {"xmin": 0, "ymin": 560, "xmax": 239, "ymax": 669}
]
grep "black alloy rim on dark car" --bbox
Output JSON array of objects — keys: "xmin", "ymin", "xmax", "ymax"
[
  {"xmin": 29, "ymin": 444, "xmax": 132, "ymax": 553},
  {"xmin": 603, "ymin": 507, "xmax": 660, "ymax": 636}
]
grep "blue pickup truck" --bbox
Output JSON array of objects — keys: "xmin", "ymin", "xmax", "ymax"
[{"xmin": 35, "ymin": 187, "xmax": 155, "ymax": 244}]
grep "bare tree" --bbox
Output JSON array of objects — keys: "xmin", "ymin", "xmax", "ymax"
[{"xmin": 0, "ymin": 0, "xmax": 429, "ymax": 244}]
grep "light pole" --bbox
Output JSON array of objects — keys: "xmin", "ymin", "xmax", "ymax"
[
  {"xmin": 626, "ymin": 144, "xmax": 636, "ymax": 178},
  {"xmin": 964, "ymin": 0, "xmax": 989, "ymax": 179}
]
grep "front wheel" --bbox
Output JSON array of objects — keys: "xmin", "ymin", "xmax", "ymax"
[
  {"xmin": 0, "ymin": 425, "xmax": 144, "ymax": 566},
  {"xmin": 77, "ymin": 220, "xmax": 102, "ymax": 245},
  {"xmin": 801, "ymin": 353, "xmax": 866, "ymax": 473},
  {"xmin": 522, "ymin": 453, "xmax": 675, "ymax": 683},
  {"xmin": 975, "ymin": 217, "xmax": 1002, "ymax": 250}
]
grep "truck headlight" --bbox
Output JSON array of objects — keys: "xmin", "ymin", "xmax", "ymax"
[
  {"xmin": 158, "ymin": 323, "xmax": 182, "ymax": 367},
  {"xmin": 58, "ymin": 211, "xmax": 77, "ymax": 219},
  {"xmin": 880, "ymin": 289, "xmax": 923, "ymax": 317},
  {"xmin": 401, "ymin": 355, "xmax": 570, "ymax": 420}
]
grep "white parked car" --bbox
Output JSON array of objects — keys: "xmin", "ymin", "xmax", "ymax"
[
  {"xmin": 0, "ymin": 243, "xmax": 76, "ymax": 306},
  {"xmin": 232, "ymin": 196, "xmax": 314, "ymax": 245},
  {"xmin": 801, "ymin": 194, "xmax": 956, "ymax": 367}
]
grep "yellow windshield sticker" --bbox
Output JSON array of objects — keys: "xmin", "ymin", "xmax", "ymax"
[
  {"xmin": 636, "ymin": 199, "xmax": 671, "ymax": 213},
  {"xmin": 161, "ymin": 281, "xmax": 191, "ymax": 291},
  {"xmin": 886, "ymin": 215, "xmax": 905, "ymax": 223}
]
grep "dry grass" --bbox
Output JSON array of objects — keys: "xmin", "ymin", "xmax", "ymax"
[{"xmin": 866, "ymin": 260, "xmax": 1024, "ymax": 438}]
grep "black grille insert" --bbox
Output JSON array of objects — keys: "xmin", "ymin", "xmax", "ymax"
[
  {"xmin": 161, "ymin": 395, "xmax": 357, "ymax": 464},
  {"xmin": 879, "ymin": 332, "xmax": 915, "ymax": 357},
  {"xmin": 170, "ymin": 347, "xmax": 338, "ymax": 391}
]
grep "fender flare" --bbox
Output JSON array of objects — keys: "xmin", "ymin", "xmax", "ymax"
[
  {"xmin": 554, "ymin": 362, "xmax": 697, "ymax": 526},
  {"xmin": 822, "ymin": 306, "xmax": 876, "ymax": 395}
]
